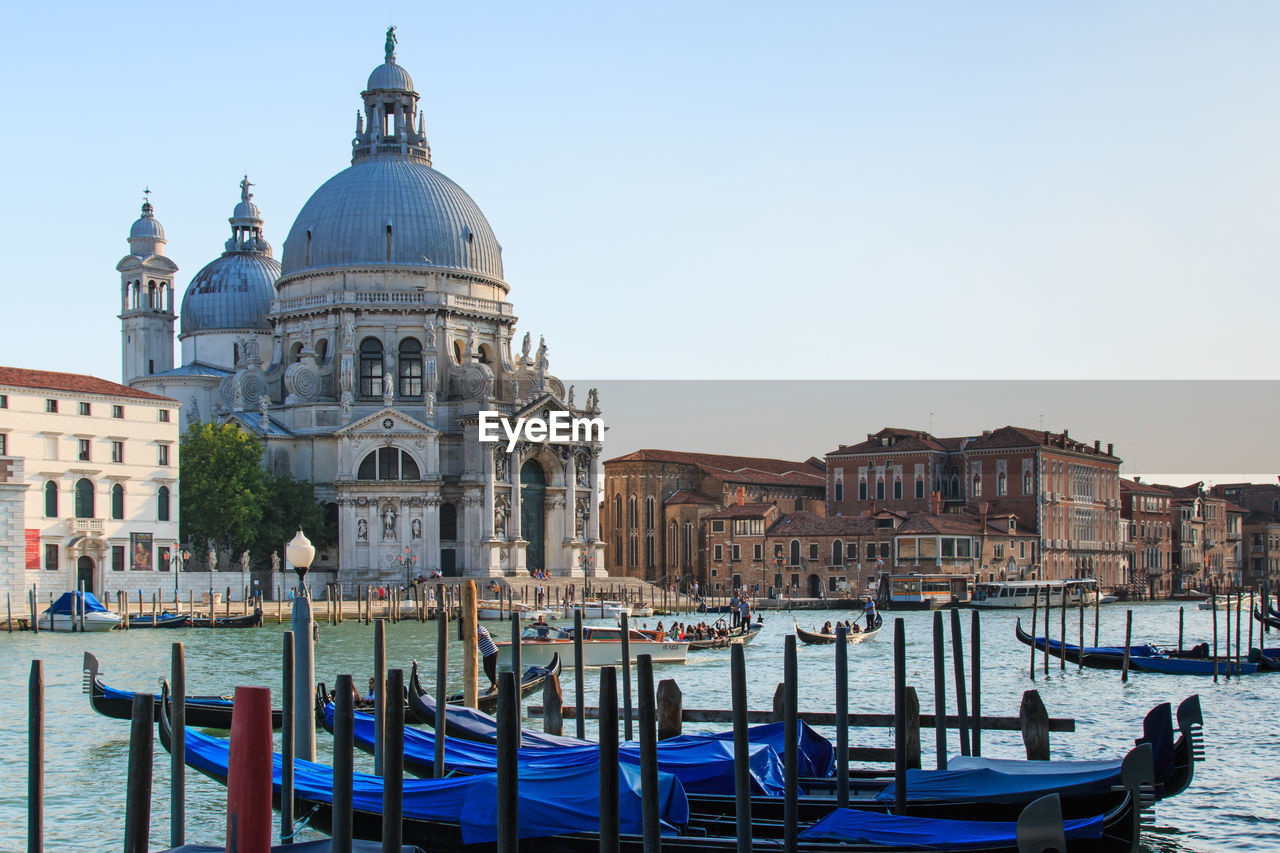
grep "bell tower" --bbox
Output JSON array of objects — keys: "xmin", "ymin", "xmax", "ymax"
[{"xmin": 117, "ymin": 190, "xmax": 178, "ymax": 385}]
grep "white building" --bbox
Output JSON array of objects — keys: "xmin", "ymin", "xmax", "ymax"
[
  {"xmin": 0, "ymin": 367, "xmax": 180, "ymax": 601},
  {"xmin": 126, "ymin": 29, "xmax": 606, "ymax": 584}
]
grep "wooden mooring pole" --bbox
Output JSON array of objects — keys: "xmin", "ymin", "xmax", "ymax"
[
  {"xmin": 28, "ymin": 660, "xmax": 43, "ymax": 853},
  {"xmin": 383, "ymin": 669, "xmax": 405, "ymax": 853},
  {"xmin": 730, "ymin": 644, "xmax": 752, "ymax": 853},
  {"xmin": 932, "ymin": 612, "xmax": 947, "ymax": 769},
  {"xmin": 835, "ymin": 624, "xmax": 849, "ymax": 806},
  {"xmin": 784, "ymin": 634, "xmax": 798, "ymax": 853},
  {"xmin": 170, "ymin": 643, "xmax": 186, "ymax": 847},
  {"xmin": 950, "ymin": 608, "xmax": 970, "ymax": 756},
  {"xmin": 435, "ymin": 606, "xmax": 449, "ymax": 777},
  {"xmin": 332, "ymin": 674, "xmax": 355, "ymax": 852},
  {"xmin": 599, "ymin": 666, "xmax": 620, "ymax": 853},
  {"xmin": 636, "ymin": 654, "xmax": 661, "ymax": 853},
  {"xmin": 123, "ymin": 693, "xmax": 153, "ymax": 853},
  {"xmin": 281, "ymin": 631, "xmax": 295, "ymax": 845}
]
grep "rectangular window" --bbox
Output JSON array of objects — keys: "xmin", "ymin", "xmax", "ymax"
[
  {"xmin": 808, "ymin": 543, "xmax": 819, "ymax": 560},
  {"xmin": 876, "ymin": 480, "xmax": 885, "ymax": 500},
  {"xmin": 111, "ymin": 441, "xmax": 124, "ymax": 463},
  {"xmin": 46, "ymin": 399, "xmax": 58, "ymax": 413},
  {"xmin": 916, "ymin": 478, "xmax": 925, "ymax": 499},
  {"xmin": 710, "ymin": 520, "xmax": 725, "ymax": 533},
  {"xmin": 994, "ymin": 543, "xmax": 1004, "ymax": 559},
  {"xmin": 158, "ymin": 409, "xmax": 170, "ymax": 422},
  {"xmin": 112, "ymin": 405, "xmax": 124, "ymax": 419},
  {"xmin": 866, "ymin": 543, "xmax": 876, "ymax": 559},
  {"xmin": 893, "ymin": 480, "xmax": 903, "ymax": 500},
  {"xmin": 79, "ymin": 402, "xmax": 91, "ymax": 416},
  {"xmin": 858, "ymin": 481, "xmax": 867, "ymax": 501},
  {"xmin": 713, "ymin": 544, "xmax": 723, "ymax": 562},
  {"xmin": 44, "ymin": 544, "xmax": 58, "ymax": 570},
  {"xmin": 78, "ymin": 439, "xmax": 91, "ymax": 461},
  {"xmin": 834, "ymin": 481, "xmax": 843, "ymax": 502},
  {"xmin": 0, "ymin": 434, "xmax": 5, "ymax": 455},
  {"xmin": 112, "ymin": 545, "xmax": 125, "ymax": 572},
  {"xmin": 753, "ymin": 544, "xmax": 762, "ymax": 560},
  {"xmin": 879, "ymin": 542, "xmax": 890, "ymax": 558},
  {"xmin": 158, "ymin": 444, "xmax": 170, "ymax": 466},
  {"xmin": 0, "ymin": 394, "xmax": 7, "ymax": 408},
  {"xmin": 731, "ymin": 544, "xmax": 740, "ymax": 561},
  {"xmin": 1020, "ymin": 541, "xmax": 1026, "ymax": 559}
]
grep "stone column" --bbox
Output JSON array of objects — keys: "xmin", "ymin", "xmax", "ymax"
[
  {"xmin": 425, "ymin": 496, "xmax": 441, "ymax": 575},
  {"xmin": 588, "ymin": 449, "xmax": 601, "ymax": 541},
  {"xmin": 564, "ymin": 451, "xmax": 577, "ymax": 543},
  {"xmin": 482, "ymin": 450, "xmax": 495, "ymax": 540},
  {"xmin": 509, "ymin": 449, "xmax": 522, "ymax": 541}
]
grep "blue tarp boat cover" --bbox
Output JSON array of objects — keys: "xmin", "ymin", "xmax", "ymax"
[
  {"xmin": 874, "ymin": 761, "xmax": 1124, "ymax": 805},
  {"xmin": 161, "ymin": 843, "xmax": 419, "ymax": 853},
  {"xmin": 799, "ymin": 807, "xmax": 1103, "ymax": 848},
  {"xmin": 46, "ymin": 591, "xmax": 109, "ymax": 614},
  {"xmin": 177, "ymin": 723, "xmax": 689, "ymax": 843},
  {"xmin": 326, "ymin": 703, "xmax": 788, "ymax": 796},
  {"xmin": 665, "ymin": 720, "xmax": 838, "ymax": 779}
]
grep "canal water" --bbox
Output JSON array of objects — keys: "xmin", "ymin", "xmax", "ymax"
[{"xmin": 0, "ymin": 601, "xmax": 1274, "ymax": 851}]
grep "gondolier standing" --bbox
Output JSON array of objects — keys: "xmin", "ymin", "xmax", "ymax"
[
  {"xmin": 863, "ymin": 597, "xmax": 877, "ymax": 630},
  {"xmin": 477, "ymin": 624, "xmax": 499, "ymax": 690}
]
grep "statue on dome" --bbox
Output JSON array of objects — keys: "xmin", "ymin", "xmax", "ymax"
[
  {"xmin": 586, "ymin": 387, "xmax": 599, "ymax": 411},
  {"xmin": 521, "ymin": 332, "xmax": 532, "ymax": 361},
  {"xmin": 240, "ymin": 176, "xmax": 254, "ymax": 204},
  {"xmin": 567, "ymin": 385, "xmax": 575, "ymax": 408},
  {"xmin": 385, "ymin": 26, "xmax": 397, "ymax": 63},
  {"xmin": 536, "ymin": 337, "xmax": 549, "ymax": 373}
]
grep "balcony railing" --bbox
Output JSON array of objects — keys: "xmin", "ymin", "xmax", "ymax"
[{"xmin": 71, "ymin": 518, "xmax": 104, "ymax": 535}]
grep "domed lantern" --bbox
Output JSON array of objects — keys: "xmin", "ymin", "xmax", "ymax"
[{"xmin": 286, "ymin": 529, "xmax": 315, "ymax": 582}]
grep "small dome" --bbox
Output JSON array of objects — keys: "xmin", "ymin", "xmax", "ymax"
[
  {"xmin": 180, "ymin": 253, "xmax": 280, "ymax": 336},
  {"xmin": 367, "ymin": 61, "xmax": 414, "ymax": 92},
  {"xmin": 130, "ymin": 201, "xmax": 165, "ymax": 240},
  {"xmin": 232, "ymin": 200, "xmax": 262, "ymax": 221}
]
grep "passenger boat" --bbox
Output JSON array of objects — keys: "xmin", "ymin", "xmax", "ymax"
[
  {"xmin": 685, "ymin": 621, "xmax": 764, "ymax": 650},
  {"xmin": 127, "ymin": 612, "xmax": 191, "ymax": 628},
  {"xmin": 38, "ymin": 591, "xmax": 122, "ymax": 632},
  {"xmin": 82, "ymin": 651, "xmax": 284, "ymax": 729},
  {"xmin": 970, "ymin": 579, "xmax": 1100, "ymax": 609},
  {"xmin": 883, "ymin": 574, "xmax": 968, "ymax": 610},
  {"xmin": 166, "ymin": 678, "xmax": 1126, "ymax": 852},
  {"xmin": 477, "ymin": 600, "xmax": 548, "ymax": 620},
  {"xmin": 795, "ymin": 614, "xmax": 883, "ymax": 645},
  {"xmin": 497, "ymin": 624, "xmax": 687, "ymax": 669},
  {"xmin": 1198, "ymin": 592, "xmax": 1256, "ymax": 611}
]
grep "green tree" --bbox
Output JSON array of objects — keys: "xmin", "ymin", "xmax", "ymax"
[
  {"xmin": 254, "ymin": 474, "xmax": 335, "ymax": 566},
  {"xmin": 179, "ymin": 422, "xmax": 268, "ymax": 561}
]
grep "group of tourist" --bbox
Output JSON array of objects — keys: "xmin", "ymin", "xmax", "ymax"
[{"xmin": 649, "ymin": 620, "xmax": 731, "ymax": 642}]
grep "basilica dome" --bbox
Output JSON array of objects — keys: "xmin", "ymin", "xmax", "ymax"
[
  {"xmin": 179, "ymin": 178, "xmax": 281, "ymax": 337},
  {"xmin": 279, "ymin": 37, "xmax": 504, "ymax": 287},
  {"xmin": 130, "ymin": 202, "xmax": 165, "ymax": 241}
]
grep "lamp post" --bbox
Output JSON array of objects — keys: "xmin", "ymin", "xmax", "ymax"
[
  {"xmin": 286, "ymin": 528, "xmax": 316, "ymax": 761},
  {"xmin": 395, "ymin": 546, "xmax": 418, "ymax": 594}
]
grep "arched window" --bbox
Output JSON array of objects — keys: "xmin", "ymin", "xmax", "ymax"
[
  {"xmin": 893, "ymin": 479, "xmax": 903, "ymax": 500},
  {"xmin": 915, "ymin": 477, "xmax": 925, "ymax": 499},
  {"xmin": 44, "ymin": 481, "xmax": 58, "ymax": 517},
  {"xmin": 74, "ymin": 478, "xmax": 95, "ymax": 519},
  {"xmin": 614, "ymin": 494, "xmax": 622, "ymax": 529},
  {"xmin": 289, "ymin": 341, "xmax": 304, "ymax": 364},
  {"xmin": 645, "ymin": 531, "xmax": 654, "ymax": 569},
  {"xmin": 315, "ymin": 338, "xmax": 329, "ymax": 364},
  {"xmin": 789, "ymin": 539, "xmax": 801, "ymax": 566},
  {"xmin": 111, "ymin": 484, "xmax": 124, "ymax": 520},
  {"xmin": 875, "ymin": 479, "xmax": 885, "ymax": 500},
  {"xmin": 1024, "ymin": 471, "xmax": 1033, "ymax": 494},
  {"xmin": 997, "ymin": 472, "xmax": 1007, "ymax": 496},
  {"xmin": 972, "ymin": 474, "xmax": 982, "ymax": 498},
  {"xmin": 359, "ymin": 338, "xmax": 384, "ymax": 399},
  {"xmin": 831, "ymin": 540, "xmax": 844, "ymax": 566},
  {"xmin": 398, "ymin": 338, "xmax": 423, "ymax": 398},
  {"xmin": 356, "ymin": 448, "xmax": 421, "ymax": 481},
  {"xmin": 628, "ymin": 495, "xmax": 638, "ymax": 529},
  {"xmin": 476, "ymin": 344, "xmax": 491, "ymax": 365},
  {"xmin": 668, "ymin": 521, "xmax": 678, "ymax": 565},
  {"xmin": 834, "ymin": 480, "xmax": 843, "ymax": 502},
  {"xmin": 644, "ymin": 496, "xmax": 655, "ymax": 530},
  {"xmin": 157, "ymin": 486, "xmax": 170, "ymax": 521},
  {"xmin": 682, "ymin": 522, "xmax": 693, "ymax": 566},
  {"xmin": 439, "ymin": 503, "xmax": 457, "ymax": 540}
]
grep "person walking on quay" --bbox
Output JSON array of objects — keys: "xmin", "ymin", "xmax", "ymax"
[
  {"xmin": 477, "ymin": 623, "xmax": 499, "ymax": 690},
  {"xmin": 863, "ymin": 597, "xmax": 877, "ymax": 630}
]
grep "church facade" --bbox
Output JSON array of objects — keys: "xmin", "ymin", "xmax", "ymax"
[{"xmin": 125, "ymin": 30, "xmax": 606, "ymax": 583}]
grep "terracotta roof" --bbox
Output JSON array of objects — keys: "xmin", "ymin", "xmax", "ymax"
[
  {"xmin": 828, "ymin": 428, "xmax": 950, "ymax": 457},
  {"xmin": 768, "ymin": 511, "xmax": 874, "ymax": 537},
  {"xmin": 1224, "ymin": 502, "xmax": 1250, "ymax": 515},
  {"xmin": 605, "ymin": 449, "xmax": 826, "ymax": 489},
  {"xmin": 828, "ymin": 425, "xmax": 1118, "ymax": 460},
  {"xmin": 0, "ymin": 366, "xmax": 175, "ymax": 402},
  {"xmin": 664, "ymin": 489, "xmax": 718, "ymax": 506},
  {"xmin": 703, "ymin": 503, "xmax": 780, "ymax": 521},
  {"xmin": 1120, "ymin": 478, "xmax": 1172, "ymax": 496}
]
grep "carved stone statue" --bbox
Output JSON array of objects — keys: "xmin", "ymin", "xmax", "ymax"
[
  {"xmin": 466, "ymin": 325, "xmax": 478, "ymax": 360},
  {"xmin": 258, "ymin": 394, "xmax": 270, "ymax": 426},
  {"xmin": 576, "ymin": 456, "xmax": 589, "ymax": 487},
  {"xmin": 383, "ymin": 372, "xmax": 395, "ymax": 406},
  {"xmin": 424, "ymin": 391, "xmax": 435, "ymax": 416},
  {"xmin": 535, "ymin": 336, "xmax": 549, "ymax": 372},
  {"xmin": 342, "ymin": 319, "xmax": 355, "ymax": 349},
  {"xmin": 357, "ymin": 518, "xmax": 368, "ymax": 541},
  {"xmin": 385, "ymin": 25, "xmax": 397, "ymax": 62},
  {"xmin": 411, "ymin": 518, "xmax": 422, "ymax": 539},
  {"xmin": 240, "ymin": 550, "xmax": 251, "ymax": 572},
  {"xmin": 188, "ymin": 395, "xmax": 200, "ymax": 424},
  {"xmin": 207, "ymin": 545, "xmax": 217, "ymax": 571},
  {"xmin": 423, "ymin": 322, "xmax": 436, "ymax": 349},
  {"xmin": 575, "ymin": 496, "xmax": 589, "ymax": 539},
  {"xmin": 382, "ymin": 504, "xmax": 397, "ymax": 539},
  {"xmin": 521, "ymin": 332, "xmax": 532, "ymax": 361},
  {"xmin": 240, "ymin": 175, "xmax": 254, "ymax": 204},
  {"xmin": 495, "ymin": 453, "xmax": 509, "ymax": 483},
  {"xmin": 340, "ymin": 390, "xmax": 353, "ymax": 419},
  {"xmin": 567, "ymin": 384, "xmax": 575, "ymax": 407},
  {"xmin": 271, "ymin": 551, "xmax": 280, "ymax": 573},
  {"xmin": 586, "ymin": 387, "xmax": 599, "ymax": 411},
  {"xmin": 494, "ymin": 494, "xmax": 509, "ymax": 538}
]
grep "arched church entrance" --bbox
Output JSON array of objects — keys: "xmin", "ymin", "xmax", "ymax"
[
  {"xmin": 521, "ymin": 461, "xmax": 546, "ymax": 575},
  {"xmin": 807, "ymin": 573, "xmax": 822, "ymax": 598},
  {"xmin": 77, "ymin": 556, "xmax": 95, "ymax": 595}
]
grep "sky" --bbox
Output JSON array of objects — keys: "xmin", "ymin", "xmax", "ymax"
[{"xmin": 1, "ymin": 2, "xmax": 1277, "ymax": 472}]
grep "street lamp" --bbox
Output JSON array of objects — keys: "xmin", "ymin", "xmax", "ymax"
[
  {"xmin": 395, "ymin": 546, "xmax": 418, "ymax": 593},
  {"xmin": 286, "ymin": 527, "xmax": 316, "ymax": 761}
]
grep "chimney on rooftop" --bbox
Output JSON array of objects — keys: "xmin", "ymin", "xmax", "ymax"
[
  {"xmin": 1107, "ymin": 443, "xmax": 1114, "ymax": 456},
  {"xmin": 1094, "ymin": 440, "xmax": 1101, "ymax": 452},
  {"xmin": 736, "ymin": 486, "xmax": 745, "ymax": 506},
  {"xmin": 1134, "ymin": 475, "xmax": 1141, "ymax": 483}
]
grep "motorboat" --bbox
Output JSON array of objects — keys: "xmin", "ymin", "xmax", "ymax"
[
  {"xmin": 476, "ymin": 600, "xmax": 548, "ymax": 621},
  {"xmin": 496, "ymin": 623, "xmax": 687, "ymax": 668},
  {"xmin": 38, "ymin": 591, "xmax": 122, "ymax": 632}
]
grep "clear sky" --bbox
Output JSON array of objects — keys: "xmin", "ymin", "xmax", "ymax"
[{"xmin": 2, "ymin": 2, "xmax": 1278, "ymax": 382}]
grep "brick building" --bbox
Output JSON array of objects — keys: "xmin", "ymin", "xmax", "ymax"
[
  {"xmin": 1120, "ymin": 478, "xmax": 1174, "ymax": 597},
  {"xmin": 826, "ymin": 426, "xmax": 1124, "ymax": 588},
  {"xmin": 602, "ymin": 449, "xmax": 825, "ymax": 583},
  {"xmin": 1210, "ymin": 483, "xmax": 1280, "ymax": 588}
]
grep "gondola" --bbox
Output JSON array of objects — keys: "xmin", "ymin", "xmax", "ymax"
[
  {"xmin": 189, "ymin": 608, "xmax": 263, "ymax": 628},
  {"xmin": 1254, "ymin": 604, "xmax": 1280, "ymax": 631},
  {"xmin": 1015, "ymin": 619, "xmax": 1279, "ymax": 675},
  {"xmin": 686, "ymin": 620, "xmax": 764, "ymax": 650},
  {"xmin": 158, "ymin": 681, "xmax": 1128, "ymax": 853},
  {"xmin": 83, "ymin": 651, "xmax": 284, "ymax": 729},
  {"xmin": 795, "ymin": 613, "xmax": 883, "ymax": 645},
  {"xmin": 127, "ymin": 612, "xmax": 191, "ymax": 628}
]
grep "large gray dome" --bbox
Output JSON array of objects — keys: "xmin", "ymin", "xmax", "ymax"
[
  {"xmin": 280, "ymin": 157, "xmax": 504, "ymax": 283},
  {"xmin": 180, "ymin": 252, "xmax": 281, "ymax": 336}
]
